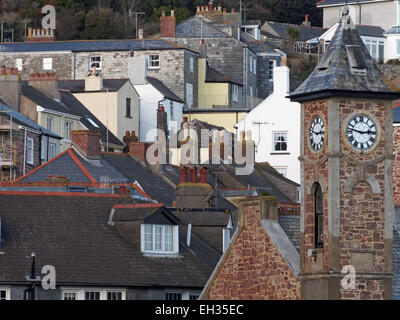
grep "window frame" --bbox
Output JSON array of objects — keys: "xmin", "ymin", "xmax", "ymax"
[
  {"xmin": 186, "ymin": 83, "xmax": 193, "ymax": 108},
  {"xmin": 314, "ymin": 183, "xmax": 324, "ymax": 248},
  {"xmin": 0, "ymin": 287, "xmax": 10, "ymax": 300},
  {"xmin": 189, "ymin": 56, "xmax": 194, "ymax": 73},
  {"xmin": 268, "ymin": 60, "xmax": 276, "ymax": 81},
  {"xmin": 48, "ymin": 142, "xmax": 57, "ymax": 159},
  {"xmin": 61, "ymin": 288, "xmax": 126, "ymax": 300},
  {"xmin": 42, "ymin": 57, "xmax": 53, "ymax": 71},
  {"xmin": 126, "ymin": 97, "xmax": 132, "ymax": 118},
  {"xmin": 272, "ymin": 131, "xmax": 288, "ymax": 153},
  {"xmin": 15, "ymin": 58, "xmax": 23, "ymax": 71},
  {"xmin": 232, "ymin": 84, "xmax": 239, "ymax": 103},
  {"xmin": 141, "ymin": 224, "xmax": 179, "ymax": 255},
  {"xmin": 26, "ymin": 137, "xmax": 34, "ymax": 165},
  {"xmin": 148, "ymin": 54, "xmax": 160, "ymax": 69},
  {"xmin": 89, "ymin": 56, "xmax": 102, "ymax": 71},
  {"xmin": 64, "ymin": 120, "xmax": 72, "ymax": 142}
]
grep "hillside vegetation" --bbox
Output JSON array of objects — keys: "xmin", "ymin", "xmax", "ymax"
[{"xmin": 0, "ymin": 0, "xmax": 322, "ymax": 41}]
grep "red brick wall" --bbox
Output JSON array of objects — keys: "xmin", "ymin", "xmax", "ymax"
[
  {"xmin": 160, "ymin": 16, "xmax": 176, "ymax": 38},
  {"xmin": 206, "ymin": 201, "xmax": 300, "ymax": 300},
  {"xmin": 71, "ymin": 130, "xmax": 101, "ymax": 158}
]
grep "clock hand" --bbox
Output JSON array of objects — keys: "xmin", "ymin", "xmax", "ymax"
[{"xmin": 351, "ymin": 129, "xmax": 374, "ymax": 135}]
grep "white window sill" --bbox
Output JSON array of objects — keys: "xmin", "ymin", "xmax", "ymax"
[
  {"xmin": 148, "ymin": 66, "xmax": 160, "ymax": 70},
  {"xmin": 142, "ymin": 252, "xmax": 179, "ymax": 258}
]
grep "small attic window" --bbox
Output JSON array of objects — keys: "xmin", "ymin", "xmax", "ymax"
[
  {"xmin": 141, "ymin": 224, "xmax": 179, "ymax": 255},
  {"xmin": 346, "ymin": 45, "xmax": 367, "ymax": 75},
  {"xmin": 318, "ymin": 47, "xmax": 334, "ymax": 71}
]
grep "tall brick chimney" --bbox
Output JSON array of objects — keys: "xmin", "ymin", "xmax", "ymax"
[
  {"xmin": 157, "ymin": 104, "xmax": 168, "ymax": 140},
  {"xmin": 160, "ymin": 10, "xmax": 176, "ymax": 38},
  {"xmin": 71, "ymin": 130, "xmax": 101, "ymax": 158},
  {"xmin": 302, "ymin": 14, "xmax": 311, "ymax": 26}
]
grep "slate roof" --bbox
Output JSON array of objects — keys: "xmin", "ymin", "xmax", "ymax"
[
  {"xmin": 356, "ymin": 25, "xmax": 385, "ymax": 38},
  {"xmin": 393, "ymin": 224, "xmax": 400, "ymax": 299},
  {"xmin": 247, "ymin": 41, "xmax": 281, "ymax": 55},
  {"xmin": 0, "ymin": 101, "xmax": 60, "ymax": 138},
  {"xmin": 57, "ymin": 79, "xmax": 130, "ymax": 93},
  {"xmin": 176, "ymin": 17, "xmax": 230, "ymax": 38},
  {"xmin": 393, "ymin": 105, "xmax": 400, "ymax": 123},
  {"xmin": 146, "ymin": 77, "xmax": 184, "ymax": 103},
  {"xmin": 0, "ymin": 39, "xmax": 195, "ymax": 53},
  {"xmin": 317, "ymin": 0, "xmax": 382, "ymax": 6},
  {"xmin": 278, "ymin": 215, "xmax": 300, "ymax": 251},
  {"xmin": 290, "ymin": 11, "xmax": 400, "ymax": 102},
  {"xmin": 21, "ymin": 85, "xmax": 75, "ymax": 115},
  {"xmin": 206, "ymin": 63, "xmax": 242, "ymax": 85},
  {"xmin": 0, "ymin": 193, "xmax": 220, "ymax": 288},
  {"xmin": 262, "ymin": 22, "xmax": 326, "ymax": 42},
  {"xmin": 58, "ymin": 90, "xmax": 123, "ymax": 147}
]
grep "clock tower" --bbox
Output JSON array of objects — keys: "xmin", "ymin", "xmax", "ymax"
[{"xmin": 290, "ymin": 6, "xmax": 400, "ymax": 300}]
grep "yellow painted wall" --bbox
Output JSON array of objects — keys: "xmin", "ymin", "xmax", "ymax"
[
  {"xmin": 185, "ymin": 111, "xmax": 248, "ymax": 133},
  {"xmin": 198, "ymin": 58, "xmax": 230, "ymax": 109}
]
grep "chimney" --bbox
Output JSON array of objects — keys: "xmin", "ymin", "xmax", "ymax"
[
  {"xmin": 176, "ymin": 165, "xmax": 213, "ymax": 209},
  {"xmin": 200, "ymin": 39, "xmax": 207, "ymax": 58},
  {"xmin": 208, "ymin": 2, "xmax": 213, "ymax": 12},
  {"xmin": 26, "ymin": 27, "xmax": 55, "ymax": 42},
  {"xmin": 123, "ymin": 130, "xmax": 152, "ymax": 163},
  {"xmin": 303, "ymin": 14, "xmax": 311, "ymax": 26},
  {"xmin": 0, "ymin": 66, "xmax": 21, "ymax": 109},
  {"xmin": 71, "ymin": 130, "xmax": 101, "ymax": 158},
  {"xmin": 138, "ymin": 29, "xmax": 144, "ymax": 40},
  {"xmin": 28, "ymin": 72, "xmax": 59, "ymax": 100},
  {"xmin": 85, "ymin": 66, "xmax": 103, "ymax": 91},
  {"xmin": 180, "ymin": 165, "xmax": 188, "ymax": 183},
  {"xmin": 157, "ymin": 104, "xmax": 168, "ymax": 140},
  {"xmin": 197, "ymin": 6, "xmax": 201, "ymax": 13},
  {"xmin": 273, "ymin": 65, "xmax": 290, "ymax": 95},
  {"xmin": 190, "ymin": 166, "xmax": 198, "ymax": 183},
  {"xmin": 160, "ymin": 9, "xmax": 176, "ymax": 38},
  {"xmin": 200, "ymin": 166, "xmax": 208, "ymax": 183}
]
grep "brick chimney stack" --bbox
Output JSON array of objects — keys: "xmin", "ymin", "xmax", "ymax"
[
  {"xmin": 71, "ymin": 130, "xmax": 101, "ymax": 158},
  {"xmin": 123, "ymin": 131, "xmax": 152, "ymax": 163},
  {"xmin": 157, "ymin": 104, "xmax": 168, "ymax": 140},
  {"xmin": 26, "ymin": 27, "xmax": 55, "ymax": 42},
  {"xmin": 303, "ymin": 14, "xmax": 311, "ymax": 26},
  {"xmin": 28, "ymin": 72, "xmax": 59, "ymax": 100},
  {"xmin": 160, "ymin": 9, "xmax": 176, "ymax": 38},
  {"xmin": 176, "ymin": 165, "xmax": 212, "ymax": 209}
]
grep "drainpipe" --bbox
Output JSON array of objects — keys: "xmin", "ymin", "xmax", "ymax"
[
  {"xmin": 357, "ymin": 1, "xmax": 362, "ymax": 25},
  {"xmin": 398, "ymin": 0, "xmax": 400, "ymax": 26},
  {"xmin": 23, "ymin": 127, "xmax": 27, "ymax": 176}
]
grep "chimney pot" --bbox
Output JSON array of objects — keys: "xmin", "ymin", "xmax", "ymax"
[
  {"xmin": 14, "ymin": 68, "xmax": 18, "ymax": 75},
  {"xmin": 180, "ymin": 166, "xmax": 188, "ymax": 183},
  {"xmin": 126, "ymin": 131, "xmax": 131, "ymax": 137},
  {"xmin": 131, "ymin": 131, "xmax": 136, "ymax": 137},
  {"xmin": 30, "ymin": 73, "xmax": 35, "ymax": 78},
  {"xmin": 1, "ymin": 66, "xmax": 5, "ymax": 75},
  {"xmin": 162, "ymin": 10, "xmax": 166, "ymax": 17},
  {"xmin": 223, "ymin": 8, "xmax": 227, "ymax": 13},
  {"xmin": 158, "ymin": 105, "xmax": 165, "ymax": 112},
  {"xmin": 190, "ymin": 167, "xmax": 198, "ymax": 183},
  {"xmin": 200, "ymin": 166, "xmax": 208, "ymax": 183},
  {"xmin": 305, "ymin": 14, "xmax": 309, "ymax": 22},
  {"xmin": 7, "ymin": 68, "xmax": 12, "ymax": 75},
  {"xmin": 171, "ymin": 10, "xmax": 175, "ymax": 17},
  {"xmin": 41, "ymin": 73, "xmax": 45, "ymax": 78},
  {"xmin": 183, "ymin": 116, "xmax": 188, "ymax": 123},
  {"xmin": 197, "ymin": 6, "xmax": 200, "ymax": 13}
]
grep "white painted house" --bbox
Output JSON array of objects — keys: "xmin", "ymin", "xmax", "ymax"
[
  {"xmin": 134, "ymin": 77, "xmax": 184, "ymax": 142},
  {"xmin": 235, "ymin": 65, "xmax": 300, "ymax": 183}
]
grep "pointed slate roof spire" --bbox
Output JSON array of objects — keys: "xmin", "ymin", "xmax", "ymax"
[{"xmin": 290, "ymin": 6, "xmax": 400, "ymax": 103}]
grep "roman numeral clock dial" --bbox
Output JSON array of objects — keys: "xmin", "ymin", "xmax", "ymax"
[
  {"xmin": 346, "ymin": 115, "xmax": 378, "ymax": 151},
  {"xmin": 309, "ymin": 116, "xmax": 325, "ymax": 152}
]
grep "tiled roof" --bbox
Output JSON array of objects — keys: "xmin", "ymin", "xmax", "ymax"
[
  {"xmin": 0, "ymin": 100, "xmax": 60, "ymax": 138},
  {"xmin": 0, "ymin": 193, "xmax": 220, "ymax": 287},
  {"xmin": 57, "ymin": 79, "xmax": 130, "ymax": 93},
  {"xmin": 356, "ymin": 25, "xmax": 385, "ymax": 38},
  {"xmin": 0, "ymin": 39, "xmax": 192, "ymax": 53},
  {"xmin": 146, "ymin": 77, "xmax": 184, "ymax": 103},
  {"xmin": 290, "ymin": 12, "xmax": 400, "ymax": 102}
]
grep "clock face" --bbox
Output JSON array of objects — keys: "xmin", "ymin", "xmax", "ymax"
[
  {"xmin": 346, "ymin": 114, "xmax": 378, "ymax": 151},
  {"xmin": 309, "ymin": 116, "xmax": 325, "ymax": 152}
]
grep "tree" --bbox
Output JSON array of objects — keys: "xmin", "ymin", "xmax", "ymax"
[
  {"xmin": 287, "ymin": 25, "xmax": 300, "ymax": 43},
  {"xmin": 82, "ymin": 7, "xmax": 125, "ymax": 39}
]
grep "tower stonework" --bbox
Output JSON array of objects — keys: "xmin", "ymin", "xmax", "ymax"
[{"xmin": 290, "ymin": 7, "xmax": 400, "ymax": 300}]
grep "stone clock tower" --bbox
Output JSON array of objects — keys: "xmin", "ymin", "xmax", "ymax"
[{"xmin": 290, "ymin": 6, "xmax": 400, "ymax": 300}]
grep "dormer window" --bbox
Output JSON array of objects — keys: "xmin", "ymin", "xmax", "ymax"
[{"xmin": 141, "ymin": 224, "xmax": 179, "ymax": 254}]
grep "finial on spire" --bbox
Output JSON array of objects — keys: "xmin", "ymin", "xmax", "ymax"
[{"xmin": 341, "ymin": 5, "xmax": 354, "ymax": 30}]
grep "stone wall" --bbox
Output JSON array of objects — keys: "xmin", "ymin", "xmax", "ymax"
[
  {"xmin": 393, "ymin": 126, "xmax": 400, "ymax": 206},
  {"xmin": 302, "ymin": 98, "xmax": 390, "ymax": 300},
  {"xmin": 204, "ymin": 197, "xmax": 300, "ymax": 300}
]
